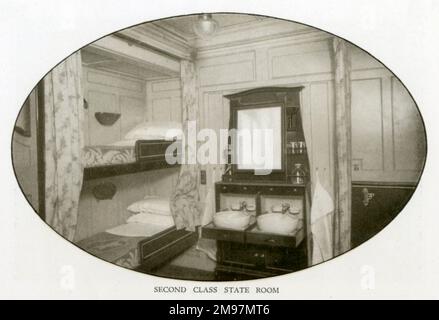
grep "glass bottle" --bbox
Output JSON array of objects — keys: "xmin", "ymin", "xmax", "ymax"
[{"xmin": 291, "ymin": 163, "xmax": 306, "ymax": 185}]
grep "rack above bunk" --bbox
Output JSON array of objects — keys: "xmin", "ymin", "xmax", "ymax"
[{"xmin": 83, "ymin": 139, "xmax": 181, "ymax": 180}]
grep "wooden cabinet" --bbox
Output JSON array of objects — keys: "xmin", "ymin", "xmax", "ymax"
[
  {"xmin": 202, "ymin": 181, "xmax": 308, "ymax": 280},
  {"xmin": 203, "ymin": 87, "xmax": 310, "ymax": 280},
  {"xmin": 351, "ymin": 182, "xmax": 416, "ymax": 247}
]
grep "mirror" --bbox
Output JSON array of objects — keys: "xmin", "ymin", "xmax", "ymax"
[{"xmin": 236, "ymin": 106, "xmax": 282, "ymax": 171}]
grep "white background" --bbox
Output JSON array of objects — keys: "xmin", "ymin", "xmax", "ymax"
[{"xmin": 0, "ymin": 0, "xmax": 438, "ymax": 299}]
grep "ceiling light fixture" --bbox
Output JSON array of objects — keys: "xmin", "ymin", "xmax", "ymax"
[{"xmin": 193, "ymin": 13, "xmax": 219, "ymax": 39}]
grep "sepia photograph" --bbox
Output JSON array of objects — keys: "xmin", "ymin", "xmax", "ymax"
[
  {"xmin": 2, "ymin": 0, "xmax": 438, "ymax": 301},
  {"xmin": 11, "ymin": 12, "xmax": 427, "ymax": 281}
]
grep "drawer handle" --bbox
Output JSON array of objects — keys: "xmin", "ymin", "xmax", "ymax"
[
  {"xmin": 269, "ymin": 188, "xmax": 274, "ymax": 191},
  {"xmin": 266, "ymin": 239, "xmax": 276, "ymax": 244},
  {"xmin": 243, "ymin": 186, "xmax": 248, "ymax": 190},
  {"xmin": 222, "ymin": 186, "xmax": 227, "ymax": 190}
]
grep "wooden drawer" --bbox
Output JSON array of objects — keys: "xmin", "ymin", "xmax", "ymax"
[
  {"xmin": 265, "ymin": 245, "xmax": 306, "ymax": 272},
  {"xmin": 139, "ymin": 228, "xmax": 193, "ymax": 260},
  {"xmin": 138, "ymin": 229, "xmax": 198, "ymax": 272},
  {"xmin": 259, "ymin": 185, "xmax": 305, "ymax": 196},
  {"xmin": 220, "ymin": 242, "xmax": 261, "ymax": 268},
  {"xmin": 202, "ymin": 223, "xmax": 246, "ymax": 243},
  {"xmin": 246, "ymin": 227, "xmax": 303, "ymax": 248},
  {"xmin": 216, "ymin": 183, "xmax": 259, "ymax": 194},
  {"xmin": 220, "ymin": 243, "xmax": 301, "ymax": 275}
]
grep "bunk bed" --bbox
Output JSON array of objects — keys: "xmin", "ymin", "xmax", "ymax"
[
  {"xmin": 76, "ymin": 224, "xmax": 198, "ymax": 271},
  {"xmin": 83, "ymin": 138, "xmax": 181, "ymax": 180},
  {"xmin": 77, "ymin": 122, "xmax": 198, "ymax": 272}
]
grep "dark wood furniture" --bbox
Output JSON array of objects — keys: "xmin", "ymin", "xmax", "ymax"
[
  {"xmin": 202, "ymin": 87, "xmax": 309, "ymax": 280},
  {"xmin": 203, "ymin": 181, "xmax": 307, "ymax": 280},
  {"xmin": 351, "ymin": 181, "xmax": 417, "ymax": 247},
  {"xmin": 136, "ymin": 227, "xmax": 198, "ymax": 273},
  {"xmin": 83, "ymin": 139, "xmax": 181, "ymax": 180},
  {"xmin": 224, "ymin": 86, "xmax": 306, "ymax": 182}
]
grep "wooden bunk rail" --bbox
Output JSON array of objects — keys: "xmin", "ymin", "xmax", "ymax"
[
  {"xmin": 83, "ymin": 160, "xmax": 180, "ymax": 180},
  {"xmin": 83, "ymin": 140, "xmax": 182, "ymax": 181}
]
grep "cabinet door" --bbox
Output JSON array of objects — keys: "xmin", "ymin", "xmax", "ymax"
[{"xmin": 351, "ymin": 185, "xmax": 415, "ymax": 247}]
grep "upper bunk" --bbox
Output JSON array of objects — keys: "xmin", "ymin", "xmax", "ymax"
[
  {"xmin": 80, "ymin": 32, "xmax": 188, "ymax": 181},
  {"xmin": 81, "ymin": 113, "xmax": 183, "ymax": 180},
  {"xmin": 83, "ymin": 138, "xmax": 181, "ymax": 180}
]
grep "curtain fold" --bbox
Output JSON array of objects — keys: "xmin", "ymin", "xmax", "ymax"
[
  {"xmin": 170, "ymin": 60, "xmax": 202, "ymax": 231},
  {"xmin": 332, "ymin": 38, "xmax": 353, "ymax": 255},
  {"xmin": 44, "ymin": 52, "xmax": 84, "ymax": 241}
]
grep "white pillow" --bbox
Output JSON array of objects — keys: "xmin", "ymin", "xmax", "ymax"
[
  {"xmin": 126, "ymin": 212, "xmax": 174, "ymax": 227},
  {"xmin": 124, "ymin": 121, "xmax": 182, "ymax": 141},
  {"xmin": 127, "ymin": 196, "xmax": 171, "ymax": 215}
]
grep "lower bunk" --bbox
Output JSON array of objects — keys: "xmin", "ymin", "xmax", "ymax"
[{"xmin": 76, "ymin": 226, "xmax": 198, "ymax": 271}]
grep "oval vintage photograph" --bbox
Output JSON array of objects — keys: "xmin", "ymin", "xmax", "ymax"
[{"xmin": 12, "ymin": 13, "xmax": 426, "ymax": 281}]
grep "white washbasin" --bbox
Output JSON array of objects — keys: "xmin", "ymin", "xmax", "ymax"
[
  {"xmin": 257, "ymin": 213, "xmax": 299, "ymax": 234},
  {"xmin": 213, "ymin": 210, "xmax": 251, "ymax": 230}
]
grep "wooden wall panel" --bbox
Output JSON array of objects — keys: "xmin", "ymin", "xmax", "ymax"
[
  {"xmin": 143, "ymin": 167, "xmax": 180, "ymax": 196},
  {"xmin": 197, "ymin": 36, "xmax": 425, "ymax": 195},
  {"xmin": 120, "ymin": 96, "xmax": 145, "ymax": 137},
  {"xmin": 198, "ymin": 51, "xmax": 256, "ymax": 87},
  {"xmin": 146, "ymin": 78, "xmax": 182, "ymax": 122},
  {"xmin": 351, "ymin": 78, "xmax": 384, "ymax": 172},
  {"xmin": 152, "ymin": 98, "xmax": 173, "ymax": 121},
  {"xmin": 198, "ymin": 40, "xmax": 337, "ymax": 201},
  {"xmin": 309, "ymin": 82, "xmax": 334, "ymax": 191},
  {"xmin": 171, "ymin": 97, "xmax": 182, "ymax": 122},
  {"xmin": 87, "ymin": 69, "xmax": 144, "ymax": 92},
  {"xmin": 77, "ymin": 66, "xmax": 152, "ymax": 240},
  {"xmin": 392, "ymin": 77, "xmax": 426, "ymax": 172},
  {"xmin": 76, "ymin": 168, "xmax": 179, "ymax": 241},
  {"xmin": 268, "ymin": 40, "xmax": 332, "ymax": 79},
  {"xmin": 88, "ymin": 90, "xmax": 120, "ymax": 145},
  {"xmin": 350, "ymin": 70, "xmax": 426, "ymax": 182},
  {"xmin": 152, "ymin": 79, "xmax": 181, "ymax": 92},
  {"xmin": 350, "ymin": 45, "xmax": 384, "ymax": 71},
  {"xmin": 83, "ymin": 67, "xmax": 146, "ymax": 145}
]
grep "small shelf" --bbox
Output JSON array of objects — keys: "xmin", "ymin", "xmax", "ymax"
[{"xmin": 95, "ymin": 112, "xmax": 121, "ymax": 126}]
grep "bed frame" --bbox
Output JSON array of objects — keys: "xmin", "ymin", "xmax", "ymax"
[
  {"xmin": 35, "ymin": 89, "xmax": 192, "ymax": 271},
  {"xmin": 83, "ymin": 139, "xmax": 181, "ymax": 180},
  {"xmin": 135, "ymin": 227, "xmax": 199, "ymax": 273}
]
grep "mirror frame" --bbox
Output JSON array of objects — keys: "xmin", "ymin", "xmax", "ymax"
[{"xmin": 225, "ymin": 86, "xmax": 303, "ymax": 181}]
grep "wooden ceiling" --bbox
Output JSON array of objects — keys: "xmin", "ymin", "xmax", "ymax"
[
  {"xmin": 150, "ymin": 14, "xmax": 267, "ymax": 41},
  {"xmin": 81, "ymin": 14, "xmax": 314, "ymax": 80}
]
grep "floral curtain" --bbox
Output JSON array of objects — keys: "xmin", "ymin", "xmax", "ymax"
[
  {"xmin": 44, "ymin": 52, "xmax": 84, "ymax": 241},
  {"xmin": 332, "ymin": 38, "xmax": 352, "ymax": 255},
  {"xmin": 170, "ymin": 60, "xmax": 202, "ymax": 231}
]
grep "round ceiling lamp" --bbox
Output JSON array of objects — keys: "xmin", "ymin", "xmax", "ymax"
[{"xmin": 193, "ymin": 13, "xmax": 219, "ymax": 39}]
